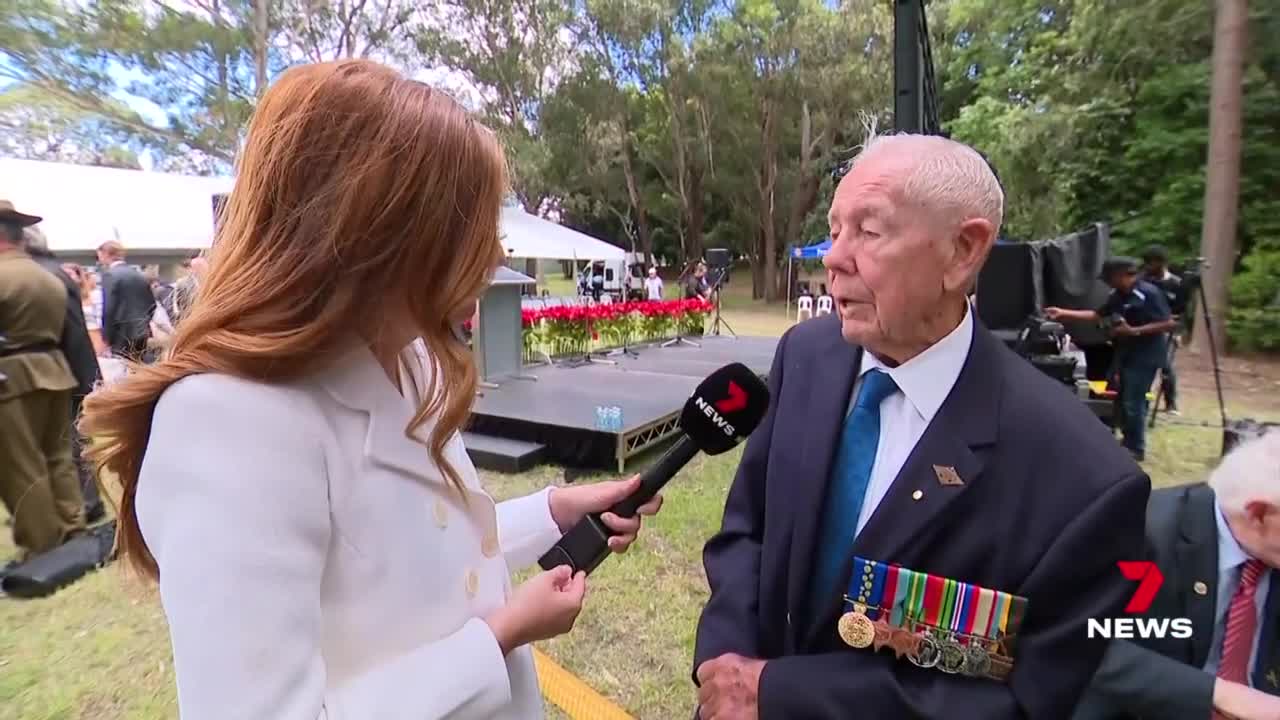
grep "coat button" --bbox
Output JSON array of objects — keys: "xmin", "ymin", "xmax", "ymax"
[
  {"xmin": 482, "ymin": 533, "xmax": 499, "ymax": 558},
  {"xmin": 1193, "ymin": 581, "xmax": 1208, "ymax": 596},
  {"xmin": 911, "ymin": 490, "xmax": 924, "ymax": 501},
  {"xmin": 434, "ymin": 500, "xmax": 448, "ymax": 528},
  {"xmin": 465, "ymin": 569, "xmax": 479, "ymax": 597}
]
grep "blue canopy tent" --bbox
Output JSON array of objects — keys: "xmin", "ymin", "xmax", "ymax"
[
  {"xmin": 787, "ymin": 238, "xmax": 832, "ymax": 315},
  {"xmin": 791, "ymin": 238, "xmax": 832, "ymax": 259}
]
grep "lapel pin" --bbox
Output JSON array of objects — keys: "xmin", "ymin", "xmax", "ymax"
[
  {"xmin": 1193, "ymin": 581, "xmax": 1208, "ymax": 596},
  {"xmin": 933, "ymin": 465, "xmax": 964, "ymax": 487},
  {"xmin": 912, "ymin": 490, "xmax": 924, "ymax": 501},
  {"xmin": 1267, "ymin": 669, "xmax": 1278, "ymax": 689}
]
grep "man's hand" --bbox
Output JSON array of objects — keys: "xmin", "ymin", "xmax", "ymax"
[
  {"xmin": 1110, "ymin": 320, "xmax": 1136, "ymax": 337},
  {"xmin": 696, "ymin": 653, "xmax": 766, "ymax": 720},
  {"xmin": 1044, "ymin": 306, "xmax": 1065, "ymax": 320},
  {"xmin": 1213, "ymin": 678, "xmax": 1280, "ymax": 720}
]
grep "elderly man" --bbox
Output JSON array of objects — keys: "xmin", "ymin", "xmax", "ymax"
[
  {"xmin": 0, "ymin": 200, "xmax": 87, "ymax": 561},
  {"xmin": 692, "ymin": 134, "xmax": 1150, "ymax": 719},
  {"xmin": 1072, "ymin": 432, "xmax": 1280, "ymax": 720}
]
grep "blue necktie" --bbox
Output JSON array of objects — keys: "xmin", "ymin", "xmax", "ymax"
[{"xmin": 810, "ymin": 368, "xmax": 898, "ymax": 618}]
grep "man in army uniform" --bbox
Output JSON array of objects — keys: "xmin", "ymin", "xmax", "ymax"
[{"xmin": 0, "ymin": 200, "xmax": 86, "ymax": 562}]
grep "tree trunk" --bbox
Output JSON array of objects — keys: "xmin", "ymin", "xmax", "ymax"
[
  {"xmin": 254, "ymin": 0, "xmax": 269, "ymax": 97},
  {"xmin": 620, "ymin": 140, "xmax": 653, "ymax": 266},
  {"xmin": 751, "ymin": 235, "xmax": 765, "ymax": 300},
  {"xmin": 759, "ymin": 99, "xmax": 780, "ymax": 302},
  {"xmin": 1193, "ymin": 0, "xmax": 1248, "ymax": 355},
  {"xmin": 687, "ymin": 164, "xmax": 705, "ymax": 264}
]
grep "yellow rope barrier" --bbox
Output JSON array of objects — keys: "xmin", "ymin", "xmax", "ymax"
[{"xmin": 533, "ymin": 648, "xmax": 636, "ymax": 720}]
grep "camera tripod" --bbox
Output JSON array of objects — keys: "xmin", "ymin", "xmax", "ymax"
[{"xmin": 707, "ymin": 271, "xmax": 736, "ymax": 338}]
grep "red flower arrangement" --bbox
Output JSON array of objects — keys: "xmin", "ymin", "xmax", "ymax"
[{"xmin": 521, "ymin": 298, "xmax": 713, "ymax": 359}]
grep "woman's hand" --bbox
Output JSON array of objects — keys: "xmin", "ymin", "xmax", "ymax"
[
  {"xmin": 548, "ymin": 476, "xmax": 664, "ymax": 554},
  {"xmin": 484, "ymin": 566, "xmax": 587, "ymax": 655}
]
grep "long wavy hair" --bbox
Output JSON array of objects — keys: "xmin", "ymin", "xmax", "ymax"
[{"xmin": 80, "ymin": 59, "xmax": 509, "ymax": 579}]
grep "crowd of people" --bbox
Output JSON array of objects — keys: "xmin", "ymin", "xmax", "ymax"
[{"xmin": 0, "ymin": 198, "xmax": 205, "ymax": 578}]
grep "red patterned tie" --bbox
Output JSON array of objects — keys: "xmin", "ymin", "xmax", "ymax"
[{"xmin": 1217, "ymin": 559, "xmax": 1266, "ymax": 685}]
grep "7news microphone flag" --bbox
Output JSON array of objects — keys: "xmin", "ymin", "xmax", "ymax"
[{"xmin": 539, "ymin": 362, "xmax": 771, "ymax": 575}]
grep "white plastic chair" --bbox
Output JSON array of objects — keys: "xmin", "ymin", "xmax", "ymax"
[
  {"xmin": 816, "ymin": 295, "xmax": 834, "ymax": 317},
  {"xmin": 796, "ymin": 295, "xmax": 814, "ymax": 322}
]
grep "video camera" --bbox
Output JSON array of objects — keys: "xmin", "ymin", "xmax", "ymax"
[{"xmin": 1011, "ymin": 315, "xmax": 1078, "ymax": 385}]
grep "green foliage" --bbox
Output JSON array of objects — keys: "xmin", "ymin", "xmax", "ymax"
[
  {"xmin": 3, "ymin": 0, "xmax": 1275, "ymax": 350},
  {"xmin": 940, "ymin": 0, "xmax": 1278, "ymax": 353}
]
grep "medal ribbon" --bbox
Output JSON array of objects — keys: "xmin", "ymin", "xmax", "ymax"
[
  {"xmin": 889, "ymin": 566, "xmax": 911, "ymax": 627},
  {"xmin": 949, "ymin": 581, "xmax": 966, "ymax": 635},
  {"xmin": 923, "ymin": 573, "xmax": 946, "ymax": 626},
  {"xmin": 959, "ymin": 583, "xmax": 980, "ymax": 637},
  {"xmin": 846, "ymin": 557, "xmax": 870, "ymax": 607},
  {"xmin": 973, "ymin": 586, "xmax": 996, "ymax": 639},
  {"xmin": 867, "ymin": 560, "xmax": 887, "ymax": 620},
  {"xmin": 906, "ymin": 568, "xmax": 926, "ymax": 631},
  {"xmin": 879, "ymin": 564, "xmax": 900, "ymax": 622},
  {"xmin": 993, "ymin": 591, "xmax": 1011, "ymax": 639}
]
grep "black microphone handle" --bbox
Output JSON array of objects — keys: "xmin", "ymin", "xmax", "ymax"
[
  {"xmin": 609, "ymin": 435, "xmax": 700, "ymax": 518},
  {"xmin": 537, "ymin": 434, "xmax": 702, "ymax": 575}
]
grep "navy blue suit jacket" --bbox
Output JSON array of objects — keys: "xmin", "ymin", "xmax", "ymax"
[{"xmin": 693, "ymin": 313, "xmax": 1151, "ymax": 719}]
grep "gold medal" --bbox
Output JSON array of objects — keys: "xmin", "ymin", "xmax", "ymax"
[{"xmin": 838, "ymin": 611, "xmax": 875, "ymax": 648}]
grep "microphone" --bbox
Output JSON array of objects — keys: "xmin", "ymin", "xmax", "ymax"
[{"xmin": 538, "ymin": 362, "xmax": 771, "ymax": 575}]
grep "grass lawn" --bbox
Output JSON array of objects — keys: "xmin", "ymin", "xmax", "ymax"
[{"xmin": 3, "ymin": 288, "xmax": 1277, "ymax": 719}]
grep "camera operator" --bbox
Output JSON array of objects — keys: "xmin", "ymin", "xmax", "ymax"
[
  {"xmin": 1141, "ymin": 245, "xmax": 1187, "ymax": 415},
  {"xmin": 1046, "ymin": 257, "xmax": 1177, "ymax": 462},
  {"xmin": 683, "ymin": 261, "xmax": 711, "ymax": 301}
]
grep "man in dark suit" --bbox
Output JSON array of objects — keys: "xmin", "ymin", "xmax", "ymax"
[
  {"xmin": 692, "ymin": 134, "xmax": 1151, "ymax": 719},
  {"xmin": 96, "ymin": 240, "xmax": 155, "ymax": 361},
  {"xmin": 1073, "ymin": 433, "xmax": 1280, "ymax": 720},
  {"xmin": 24, "ymin": 227, "xmax": 105, "ymax": 522}
]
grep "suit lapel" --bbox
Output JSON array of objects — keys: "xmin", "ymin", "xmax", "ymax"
[
  {"xmin": 785, "ymin": 317, "xmax": 861, "ymax": 644},
  {"xmin": 1178, "ymin": 485, "xmax": 1219, "ymax": 667},
  {"xmin": 1256, "ymin": 571, "xmax": 1280, "ymax": 695},
  {"xmin": 801, "ymin": 321, "xmax": 1002, "ymax": 648}
]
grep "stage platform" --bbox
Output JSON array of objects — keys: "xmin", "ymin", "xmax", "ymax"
[{"xmin": 464, "ymin": 335, "xmax": 779, "ymax": 473}]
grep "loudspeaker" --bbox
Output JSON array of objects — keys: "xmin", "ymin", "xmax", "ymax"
[
  {"xmin": 976, "ymin": 243, "xmax": 1037, "ymax": 331},
  {"xmin": 706, "ymin": 248, "xmax": 731, "ymax": 269}
]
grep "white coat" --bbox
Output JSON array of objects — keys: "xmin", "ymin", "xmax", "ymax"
[{"xmin": 135, "ymin": 339, "xmax": 563, "ymax": 719}]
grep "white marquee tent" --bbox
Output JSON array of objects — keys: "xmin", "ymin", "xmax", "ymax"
[
  {"xmin": 0, "ymin": 158, "xmax": 234, "ymax": 253},
  {"xmin": 499, "ymin": 203, "xmax": 624, "ymax": 261},
  {"xmin": 1, "ymin": 159, "xmax": 624, "ymax": 262}
]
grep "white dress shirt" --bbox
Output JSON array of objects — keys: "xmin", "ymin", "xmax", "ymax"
[
  {"xmin": 136, "ymin": 339, "xmax": 563, "ymax": 719},
  {"xmin": 1201, "ymin": 499, "xmax": 1273, "ymax": 686},
  {"xmin": 849, "ymin": 302, "xmax": 974, "ymax": 536}
]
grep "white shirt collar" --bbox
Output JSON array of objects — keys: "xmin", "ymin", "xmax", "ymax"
[
  {"xmin": 860, "ymin": 301, "xmax": 974, "ymax": 423},
  {"xmin": 1215, "ymin": 497, "xmax": 1252, "ymax": 573}
]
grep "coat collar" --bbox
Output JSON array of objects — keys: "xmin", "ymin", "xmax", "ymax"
[
  {"xmin": 786, "ymin": 312, "xmax": 1003, "ymax": 646},
  {"xmin": 1177, "ymin": 483, "xmax": 1219, "ymax": 666},
  {"xmin": 314, "ymin": 337, "xmax": 444, "ymax": 483}
]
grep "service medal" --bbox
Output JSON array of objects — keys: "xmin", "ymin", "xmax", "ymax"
[
  {"xmin": 938, "ymin": 637, "xmax": 966, "ymax": 674},
  {"xmin": 962, "ymin": 643, "xmax": 992, "ymax": 678},
  {"xmin": 838, "ymin": 611, "xmax": 875, "ymax": 649},
  {"xmin": 907, "ymin": 634, "xmax": 940, "ymax": 669}
]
